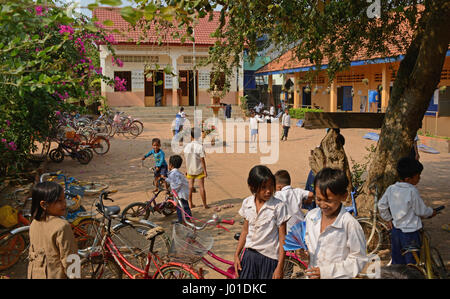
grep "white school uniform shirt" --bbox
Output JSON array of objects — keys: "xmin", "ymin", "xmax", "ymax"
[
  {"xmin": 165, "ymin": 168, "xmax": 189, "ymax": 200},
  {"xmin": 183, "ymin": 140, "xmax": 205, "ymax": 175},
  {"xmin": 239, "ymin": 195, "xmax": 290, "ymax": 260},
  {"xmin": 249, "ymin": 117, "xmax": 258, "ymax": 130},
  {"xmin": 304, "ymin": 205, "xmax": 368, "ymax": 279},
  {"xmin": 274, "ymin": 186, "xmax": 310, "ymax": 232},
  {"xmin": 377, "ymin": 182, "xmax": 433, "ymax": 233},
  {"xmin": 281, "ymin": 113, "xmax": 291, "ymax": 127}
]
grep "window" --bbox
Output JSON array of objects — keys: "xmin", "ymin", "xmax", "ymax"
[
  {"xmin": 337, "ymin": 74, "xmax": 365, "ymax": 84},
  {"xmin": 116, "ymin": 56, "xmax": 159, "ymax": 63},
  {"xmin": 114, "ymin": 71, "xmax": 132, "ymax": 92},
  {"xmin": 438, "ymin": 87, "xmax": 450, "ymax": 117},
  {"xmin": 198, "ymin": 71, "xmax": 210, "ymax": 89},
  {"xmin": 183, "ymin": 56, "xmax": 208, "ymax": 65}
]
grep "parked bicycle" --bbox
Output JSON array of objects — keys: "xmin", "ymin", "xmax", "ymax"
[
  {"xmin": 49, "ymin": 137, "xmax": 93, "ymax": 165},
  {"xmin": 78, "ymin": 190, "xmax": 195, "ymax": 279},
  {"xmin": 402, "ymin": 206, "xmax": 447, "ymax": 279}
]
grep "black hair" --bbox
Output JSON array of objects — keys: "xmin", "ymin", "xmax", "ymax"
[
  {"xmin": 247, "ymin": 165, "xmax": 276, "ymax": 194},
  {"xmin": 169, "ymin": 155, "xmax": 183, "ymax": 169},
  {"xmin": 313, "ymin": 168, "xmax": 349, "ymax": 199},
  {"xmin": 152, "ymin": 138, "xmax": 161, "ymax": 145},
  {"xmin": 191, "ymin": 127, "xmax": 202, "ymax": 139},
  {"xmin": 31, "ymin": 181, "xmax": 64, "ymax": 221},
  {"xmin": 397, "ymin": 157, "xmax": 423, "ymax": 180},
  {"xmin": 274, "ymin": 170, "xmax": 291, "ymax": 186},
  {"xmin": 180, "ymin": 107, "xmax": 184, "ymax": 112},
  {"xmin": 379, "ymin": 265, "xmax": 424, "ymax": 279}
]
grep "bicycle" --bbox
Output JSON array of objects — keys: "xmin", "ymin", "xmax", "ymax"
[
  {"xmin": 0, "ymin": 188, "xmax": 32, "ymax": 271},
  {"xmin": 110, "ymin": 112, "xmax": 142, "ymax": 139},
  {"xmin": 48, "ymin": 137, "xmax": 93, "ymax": 165},
  {"xmin": 78, "ymin": 190, "xmax": 196, "ymax": 279},
  {"xmin": 401, "ymin": 206, "xmax": 447, "ymax": 279}
]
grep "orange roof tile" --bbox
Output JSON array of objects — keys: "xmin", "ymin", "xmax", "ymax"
[{"xmin": 93, "ymin": 8, "xmax": 222, "ymax": 46}]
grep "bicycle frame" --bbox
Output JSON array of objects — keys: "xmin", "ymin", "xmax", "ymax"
[{"xmin": 409, "ymin": 231, "xmax": 435, "ymax": 279}]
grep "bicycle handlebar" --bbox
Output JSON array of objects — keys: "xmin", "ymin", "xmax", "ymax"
[
  {"xmin": 170, "ymin": 190, "xmax": 234, "ymax": 231},
  {"xmin": 95, "ymin": 190, "xmax": 118, "ymax": 219}
]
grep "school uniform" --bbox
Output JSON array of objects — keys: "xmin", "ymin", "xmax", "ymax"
[
  {"xmin": 281, "ymin": 113, "xmax": 291, "ymax": 140},
  {"xmin": 166, "ymin": 168, "xmax": 192, "ymax": 223},
  {"xmin": 238, "ymin": 195, "xmax": 290, "ymax": 279},
  {"xmin": 304, "ymin": 205, "xmax": 368, "ymax": 279},
  {"xmin": 249, "ymin": 117, "xmax": 258, "ymax": 137},
  {"xmin": 183, "ymin": 140, "xmax": 206, "ymax": 179},
  {"xmin": 275, "ymin": 186, "xmax": 310, "ymax": 232},
  {"xmin": 378, "ymin": 182, "xmax": 433, "ymax": 264},
  {"xmin": 28, "ymin": 216, "xmax": 78, "ymax": 279}
]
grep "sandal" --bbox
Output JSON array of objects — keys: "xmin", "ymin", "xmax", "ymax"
[{"xmin": 442, "ymin": 224, "xmax": 450, "ymax": 232}]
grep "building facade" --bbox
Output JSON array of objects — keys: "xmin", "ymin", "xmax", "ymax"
[{"xmin": 95, "ymin": 8, "xmax": 244, "ymax": 107}]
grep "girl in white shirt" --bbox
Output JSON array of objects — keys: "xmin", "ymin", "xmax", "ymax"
[
  {"xmin": 304, "ymin": 168, "xmax": 367, "ymax": 279},
  {"xmin": 234, "ymin": 165, "xmax": 289, "ymax": 279}
]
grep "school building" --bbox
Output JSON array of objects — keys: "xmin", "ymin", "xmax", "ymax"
[
  {"xmin": 255, "ymin": 49, "xmax": 450, "ymax": 137},
  {"xmin": 94, "ymin": 8, "xmax": 244, "ymax": 108}
]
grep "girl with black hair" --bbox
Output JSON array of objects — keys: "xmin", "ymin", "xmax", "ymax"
[
  {"xmin": 28, "ymin": 182, "xmax": 77, "ymax": 279},
  {"xmin": 234, "ymin": 165, "xmax": 289, "ymax": 279}
]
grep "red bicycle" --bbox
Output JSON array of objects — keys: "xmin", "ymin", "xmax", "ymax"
[{"xmin": 79, "ymin": 190, "xmax": 198, "ymax": 279}]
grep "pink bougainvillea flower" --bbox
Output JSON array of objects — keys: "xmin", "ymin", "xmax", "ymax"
[
  {"xmin": 5, "ymin": 120, "xmax": 10, "ymax": 126},
  {"xmin": 8, "ymin": 141, "xmax": 17, "ymax": 151},
  {"xmin": 1, "ymin": 138, "xmax": 6, "ymax": 143},
  {"xmin": 35, "ymin": 6, "xmax": 44, "ymax": 16}
]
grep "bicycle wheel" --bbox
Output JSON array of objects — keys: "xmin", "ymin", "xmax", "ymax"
[
  {"xmin": 91, "ymin": 136, "xmax": 110, "ymax": 155},
  {"xmin": 125, "ymin": 124, "xmax": 140, "ymax": 139},
  {"xmin": 80, "ymin": 255, "xmax": 122, "ymax": 279},
  {"xmin": 121, "ymin": 202, "xmax": 152, "ymax": 220},
  {"xmin": 357, "ymin": 219, "xmax": 382, "ymax": 255},
  {"xmin": 76, "ymin": 181, "xmax": 109, "ymax": 195},
  {"xmin": 49, "ymin": 148, "xmax": 64, "ymax": 163},
  {"xmin": 0, "ymin": 230, "xmax": 29, "ymax": 271},
  {"xmin": 154, "ymin": 263, "xmax": 201, "ymax": 279},
  {"xmin": 131, "ymin": 120, "xmax": 144, "ymax": 135},
  {"xmin": 112, "ymin": 223, "xmax": 171, "ymax": 275},
  {"xmin": 73, "ymin": 218, "xmax": 101, "ymax": 250},
  {"xmin": 283, "ymin": 254, "xmax": 307, "ymax": 279},
  {"xmin": 430, "ymin": 247, "xmax": 448, "ymax": 279},
  {"xmin": 77, "ymin": 149, "xmax": 92, "ymax": 165}
]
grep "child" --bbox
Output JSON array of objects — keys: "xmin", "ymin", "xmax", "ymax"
[
  {"xmin": 234, "ymin": 165, "xmax": 289, "ymax": 279},
  {"xmin": 28, "ymin": 182, "xmax": 78, "ymax": 279},
  {"xmin": 165, "ymin": 155, "xmax": 192, "ymax": 224},
  {"xmin": 378, "ymin": 157, "xmax": 437, "ymax": 265},
  {"xmin": 304, "ymin": 167, "xmax": 367, "ymax": 279},
  {"xmin": 183, "ymin": 128, "xmax": 208, "ymax": 209},
  {"xmin": 280, "ymin": 108, "xmax": 291, "ymax": 141},
  {"xmin": 274, "ymin": 170, "xmax": 314, "ymax": 233},
  {"xmin": 142, "ymin": 138, "xmax": 169, "ymax": 192},
  {"xmin": 249, "ymin": 111, "xmax": 259, "ymax": 146}
]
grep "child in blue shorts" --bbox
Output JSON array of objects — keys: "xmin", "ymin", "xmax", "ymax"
[{"xmin": 142, "ymin": 138, "xmax": 169, "ymax": 192}]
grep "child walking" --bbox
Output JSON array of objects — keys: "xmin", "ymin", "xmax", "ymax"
[
  {"xmin": 280, "ymin": 108, "xmax": 291, "ymax": 141},
  {"xmin": 378, "ymin": 157, "xmax": 437, "ymax": 265},
  {"xmin": 142, "ymin": 138, "xmax": 169, "ymax": 192},
  {"xmin": 165, "ymin": 155, "xmax": 192, "ymax": 224},
  {"xmin": 28, "ymin": 182, "xmax": 78, "ymax": 279},
  {"xmin": 183, "ymin": 128, "xmax": 208, "ymax": 209},
  {"xmin": 304, "ymin": 168, "xmax": 367, "ymax": 279},
  {"xmin": 249, "ymin": 111, "xmax": 259, "ymax": 146},
  {"xmin": 274, "ymin": 170, "xmax": 314, "ymax": 233},
  {"xmin": 234, "ymin": 165, "xmax": 289, "ymax": 279}
]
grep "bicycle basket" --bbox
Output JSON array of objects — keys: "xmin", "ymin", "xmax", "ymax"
[
  {"xmin": 168, "ymin": 223, "xmax": 214, "ymax": 264},
  {"xmin": 66, "ymin": 195, "xmax": 82, "ymax": 212}
]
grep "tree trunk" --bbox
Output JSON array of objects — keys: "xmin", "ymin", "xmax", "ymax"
[
  {"xmin": 309, "ymin": 128, "xmax": 353, "ymax": 201},
  {"xmin": 356, "ymin": 0, "xmax": 450, "ymax": 215}
]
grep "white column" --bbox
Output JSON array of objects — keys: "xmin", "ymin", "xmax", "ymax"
[{"xmin": 171, "ymin": 54, "xmax": 180, "ymax": 106}]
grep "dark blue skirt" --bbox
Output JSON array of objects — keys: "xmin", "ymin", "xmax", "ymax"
[{"xmin": 239, "ymin": 248, "xmax": 278, "ymax": 279}]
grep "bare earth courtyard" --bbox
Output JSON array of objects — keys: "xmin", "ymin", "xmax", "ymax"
[{"xmin": 4, "ymin": 116, "xmax": 450, "ymax": 278}]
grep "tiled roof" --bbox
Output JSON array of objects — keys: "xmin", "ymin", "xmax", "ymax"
[{"xmin": 93, "ymin": 8, "xmax": 222, "ymax": 46}]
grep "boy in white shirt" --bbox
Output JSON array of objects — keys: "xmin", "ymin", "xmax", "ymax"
[
  {"xmin": 274, "ymin": 170, "xmax": 314, "ymax": 233},
  {"xmin": 378, "ymin": 157, "xmax": 437, "ymax": 265},
  {"xmin": 166, "ymin": 155, "xmax": 192, "ymax": 224},
  {"xmin": 183, "ymin": 128, "xmax": 208, "ymax": 209},
  {"xmin": 249, "ymin": 111, "xmax": 259, "ymax": 145},
  {"xmin": 304, "ymin": 167, "xmax": 367, "ymax": 279},
  {"xmin": 281, "ymin": 108, "xmax": 291, "ymax": 141}
]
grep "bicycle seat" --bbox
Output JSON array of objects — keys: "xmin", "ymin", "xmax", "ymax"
[
  {"xmin": 145, "ymin": 226, "xmax": 165, "ymax": 240},
  {"xmin": 401, "ymin": 245, "xmax": 420, "ymax": 256},
  {"xmin": 104, "ymin": 205, "xmax": 121, "ymax": 216}
]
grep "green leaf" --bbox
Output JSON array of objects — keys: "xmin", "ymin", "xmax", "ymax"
[
  {"xmin": 100, "ymin": 0, "xmax": 122, "ymax": 6},
  {"xmin": 102, "ymin": 20, "xmax": 114, "ymax": 26}
]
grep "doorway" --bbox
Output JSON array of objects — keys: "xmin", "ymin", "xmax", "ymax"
[
  {"xmin": 144, "ymin": 70, "xmax": 164, "ymax": 107},
  {"xmin": 337, "ymin": 86, "xmax": 353, "ymax": 111},
  {"xmin": 179, "ymin": 70, "xmax": 198, "ymax": 106}
]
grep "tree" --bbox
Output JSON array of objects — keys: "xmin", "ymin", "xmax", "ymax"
[
  {"xmin": 91, "ymin": 0, "xmax": 450, "ymax": 213},
  {"xmin": 0, "ymin": 0, "xmax": 123, "ymax": 176}
]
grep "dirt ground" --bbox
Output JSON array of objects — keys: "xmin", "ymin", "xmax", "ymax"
[{"xmin": 3, "ymin": 116, "xmax": 449, "ymax": 279}]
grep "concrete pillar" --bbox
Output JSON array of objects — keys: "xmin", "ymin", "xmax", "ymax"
[
  {"xmin": 171, "ymin": 54, "xmax": 180, "ymax": 106},
  {"xmin": 268, "ymin": 74, "xmax": 273, "ymax": 106},
  {"xmin": 381, "ymin": 63, "xmax": 390, "ymax": 112},
  {"xmin": 330, "ymin": 81, "xmax": 337, "ymax": 112},
  {"xmin": 293, "ymin": 73, "xmax": 300, "ymax": 108}
]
